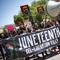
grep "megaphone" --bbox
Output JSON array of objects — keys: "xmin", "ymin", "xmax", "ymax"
[{"xmin": 47, "ymin": 0, "xmax": 60, "ymax": 17}]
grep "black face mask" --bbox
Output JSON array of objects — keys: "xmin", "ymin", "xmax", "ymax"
[
  {"xmin": 17, "ymin": 27, "xmax": 26, "ymax": 35},
  {"xmin": 20, "ymin": 27, "xmax": 26, "ymax": 30},
  {"xmin": 27, "ymin": 28, "xmax": 31, "ymax": 32}
]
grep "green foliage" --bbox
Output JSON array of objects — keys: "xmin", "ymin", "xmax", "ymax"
[
  {"xmin": 30, "ymin": 0, "xmax": 46, "ymax": 22},
  {"xmin": 14, "ymin": 15, "xmax": 23, "ymax": 25},
  {"xmin": 35, "ymin": 13, "xmax": 43, "ymax": 22},
  {"xmin": 14, "ymin": 0, "xmax": 49, "ymax": 24}
]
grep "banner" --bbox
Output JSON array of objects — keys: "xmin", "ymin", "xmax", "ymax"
[{"xmin": 2, "ymin": 25, "xmax": 60, "ymax": 57}]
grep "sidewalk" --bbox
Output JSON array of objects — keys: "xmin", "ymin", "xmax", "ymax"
[
  {"xmin": 0, "ymin": 54, "xmax": 60, "ymax": 60},
  {"xmin": 46, "ymin": 54, "xmax": 60, "ymax": 60}
]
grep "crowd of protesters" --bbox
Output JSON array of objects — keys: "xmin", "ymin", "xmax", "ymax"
[{"xmin": 0, "ymin": 15, "xmax": 60, "ymax": 60}]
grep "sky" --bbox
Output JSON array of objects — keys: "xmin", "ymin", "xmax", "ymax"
[{"xmin": 0, "ymin": 0, "xmax": 34, "ymax": 27}]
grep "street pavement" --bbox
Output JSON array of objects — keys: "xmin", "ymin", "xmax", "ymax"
[
  {"xmin": 0, "ymin": 53, "xmax": 60, "ymax": 60},
  {"xmin": 46, "ymin": 54, "xmax": 60, "ymax": 60}
]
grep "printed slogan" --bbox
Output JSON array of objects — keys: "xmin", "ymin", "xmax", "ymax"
[{"xmin": 2, "ymin": 25, "xmax": 60, "ymax": 57}]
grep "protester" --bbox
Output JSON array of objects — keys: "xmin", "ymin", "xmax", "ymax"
[
  {"xmin": 0, "ymin": 30, "xmax": 5, "ymax": 60},
  {"xmin": 40, "ymin": 18, "xmax": 52, "ymax": 58},
  {"xmin": 15, "ymin": 19, "xmax": 27, "ymax": 35},
  {"xmin": 56, "ymin": 14, "xmax": 60, "ymax": 52},
  {"xmin": 0, "ymin": 43, "xmax": 5, "ymax": 60},
  {"xmin": 0, "ymin": 13, "xmax": 60, "ymax": 60}
]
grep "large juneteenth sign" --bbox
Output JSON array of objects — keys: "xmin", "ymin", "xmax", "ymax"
[{"xmin": 2, "ymin": 25, "xmax": 60, "ymax": 57}]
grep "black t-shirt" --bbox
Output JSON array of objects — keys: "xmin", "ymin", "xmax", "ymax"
[{"xmin": 3, "ymin": 32, "xmax": 11, "ymax": 39}]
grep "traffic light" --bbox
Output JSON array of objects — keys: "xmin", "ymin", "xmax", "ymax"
[{"xmin": 20, "ymin": 5, "xmax": 31, "ymax": 16}]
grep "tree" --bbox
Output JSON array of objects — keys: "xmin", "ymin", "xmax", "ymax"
[
  {"xmin": 35, "ymin": 13, "xmax": 43, "ymax": 22},
  {"xmin": 14, "ymin": 15, "xmax": 24, "ymax": 26},
  {"xmin": 30, "ymin": 0, "xmax": 46, "ymax": 22},
  {"xmin": 13, "ymin": 0, "xmax": 49, "ymax": 26}
]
